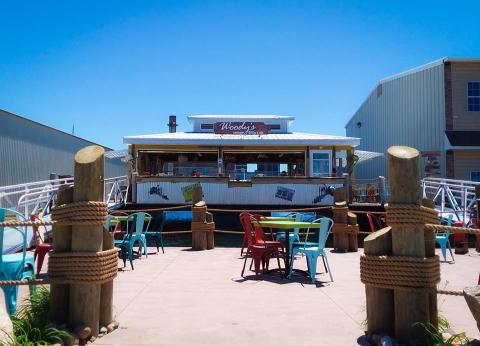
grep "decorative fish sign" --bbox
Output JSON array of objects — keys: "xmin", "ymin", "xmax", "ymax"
[
  {"xmin": 149, "ymin": 185, "xmax": 169, "ymax": 200},
  {"xmin": 312, "ymin": 185, "xmax": 335, "ymax": 204}
]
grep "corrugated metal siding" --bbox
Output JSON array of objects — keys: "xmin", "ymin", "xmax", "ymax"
[
  {"xmin": 137, "ymin": 181, "xmax": 341, "ymax": 205},
  {"xmin": 0, "ymin": 110, "xmax": 126, "ymax": 186},
  {"xmin": 346, "ymin": 62, "xmax": 446, "ymax": 179}
]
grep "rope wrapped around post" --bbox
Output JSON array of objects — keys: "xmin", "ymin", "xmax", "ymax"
[
  {"xmin": 361, "ymin": 204, "xmax": 439, "ymax": 294},
  {"xmin": 361, "ymin": 204, "xmax": 471, "ymax": 296},
  {"xmin": 47, "ymin": 201, "xmax": 119, "ymax": 285}
]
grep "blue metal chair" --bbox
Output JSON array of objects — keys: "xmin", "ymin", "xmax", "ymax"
[
  {"xmin": 289, "ymin": 217, "xmax": 334, "ymax": 283},
  {"xmin": 145, "ymin": 211, "xmax": 165, "ymax": 254},
  {"xmin": 276, "ymin": 213, "xmax": 315, "ymax": 254},
  {"xmin": 436, "ymin": 214, "xmax": 454, "ymax": 262},
  {"xmin": 114, "ymin": 213, "xmax": 151, "ymax": 268},
  {"xmin": 0, "ymin": 208, "xmax": 35, "ymax": 314}
]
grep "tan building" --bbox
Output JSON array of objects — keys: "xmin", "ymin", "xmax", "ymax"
[{"xmin": 346, "ymin": 58, "xmax": 480, "ymax": 181}]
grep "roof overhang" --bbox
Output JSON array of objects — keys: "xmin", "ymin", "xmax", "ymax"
[
  {"xmin": 445, "ymin": 131, "xmax": 480, "ymax": 150},
  {"xmin": 124, "ymin": 132, "xmax": 360, "ymax": 147},
  {"xmin": 355, "ymin": 150, "xmax": 384, "ymax": 164}
]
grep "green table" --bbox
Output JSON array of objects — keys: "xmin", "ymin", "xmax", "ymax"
[
  {"xmin": 260, "ymin": 217, "xmax": 295, "ymax": 222},
  {"xmin": 253, "ymin": 220, "xmax": 321, "ymax": 277},
  {"xmin": 108, "ymin": 215, "xmax": 152, "ymax": 227}
]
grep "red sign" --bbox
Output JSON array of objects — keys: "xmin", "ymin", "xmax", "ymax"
[{"xmin": 213, "ymin": 122, "xmax": 269, "ymax": 135}]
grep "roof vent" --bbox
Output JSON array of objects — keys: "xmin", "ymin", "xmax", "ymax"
[{"xmin": 168, "ymin": 115, "xmax": 177, "ymax": 133}]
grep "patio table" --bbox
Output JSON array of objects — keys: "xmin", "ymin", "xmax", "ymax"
[
  {"xmin": 261, "ymin": 216, "xmax": 295, "ymax": 221},
  {"xmin": 108, "ymin": 215, "xmax": 152, "ymax": 227},
  {"xmin": 252, "ymin": 220, "xmax": 321, "ymax": 277}
]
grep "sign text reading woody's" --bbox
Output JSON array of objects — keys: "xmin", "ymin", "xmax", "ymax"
[{"xmin": 213, "ymin": 122, "xmax": 269, "ymax": 135}]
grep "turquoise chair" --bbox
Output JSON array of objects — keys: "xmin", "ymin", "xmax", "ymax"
[
  {"xmin": 114, "ymin": 213, "xmax": 151, "ymax": 266},
  {"xmin": 289, "ymin": 217, "xmax": 334, "ymax": 283},
  {"xmin": 276, "ymin": 213, "xmax": 315, "ymax": 254},
  {"xmin": 436, "ymin": 214, "xmax": 454, "ymax": 262},
  {"xmin": 145, "ymin": 211, "xmax": 165, "ymax": 254},
  {"xmin": 0, "ymin": 208, "xmax": 35, "ymax": 314}
]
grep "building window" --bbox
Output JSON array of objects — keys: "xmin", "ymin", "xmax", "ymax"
[
  {"xmin": 310, "ymin": 150, "xmax": 331, "ymax": 177},
  {"xmin": 201, "ymin": 123, "xmax": 214, "ymax": 130},
  {"xmin": 468, "ymin": 82, "xmax": 480, "ymax": 112},
  {"xmin": 470, "ymin": 171, "xmax": 480, "ymax": 182},
  {"xmin": 268, "ymin": 124, "xmax": 281, "ymax": 130}
]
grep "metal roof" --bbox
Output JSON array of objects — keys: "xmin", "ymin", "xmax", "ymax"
[
  {"xmin": 345, "ymin": 57, "xmax": 480, "ymax": 128},
  {"xmin": 187, "ymin": 114, "xmax": 295, "ymax": 124},
  {"xmin": 124, "ymin": 131, "xmax": 360, "ymax": 147}
]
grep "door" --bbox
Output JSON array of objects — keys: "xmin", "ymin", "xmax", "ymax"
[{"xmin": 310, "ymin": 150, "xmax": 331, "ymax": 177}]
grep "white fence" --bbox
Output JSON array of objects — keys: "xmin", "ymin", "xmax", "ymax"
[
  {"xmin": 0, "ymin": 175, "xmax": 128, "ymax": 216},
  {"xmin": 422, "ymin": 177, "xmax": 480, "ymax": 225}
]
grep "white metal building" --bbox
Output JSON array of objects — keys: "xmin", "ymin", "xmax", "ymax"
[
  {"xmin": 0, "ymin": 108, "xmax": 126, "ymax": 187},
  {"xmin": 346, "ymin": 58, "xmax": 480, "ymax": 180}
]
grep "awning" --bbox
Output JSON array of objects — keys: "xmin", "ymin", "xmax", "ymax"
[
  {"xmin": 105, "ymin": 150, "xmax": 129, "ymax": 162},
  {"xmin": 355, "ymin": 150, "xmax": 384, "ymax": 164},
  {"xmin": 445, "ymin": 131, "xmax": 480, "ymax": 149}
]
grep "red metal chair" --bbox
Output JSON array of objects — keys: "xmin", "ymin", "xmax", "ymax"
[
  {"xmin": 366, "ymin": 213, "xmax": 384, "ymax": 233},
  {"xmin": 239, "ymin": 213, "xmax": 284, "ymax": 277},
  {"xmin": 31, "ymin": 215, "xmax": 52, "ymax": 275}
]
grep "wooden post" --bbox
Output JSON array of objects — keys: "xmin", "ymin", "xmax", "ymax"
[
  {"xmin": 364, "ymin": 227, "xmax": 394, "ymax": 337},
  {"xmin": 388, "ymin": 146, "xmax": 432, "ymax": 343},
  {"xmin": 332, "ymin": 201, "xmax": 349, "ymax": 252},
  {"xmin": 423, "ymin": 198, "xmax": 438, "ymax": 330},
  {"xmin": 50, "ymin": 185, "xmax": 73, "ymax": 324},
  {"xmin": 347, "ymin": 212, "xmax": 358, "ymax": 252},
  {"xmin": 342, "ymin": 173, "xmax": 350, "ymax": 204},
  {"xmin": 378, "ymin": 176, "xmax": 386, "ymax": 205},
  {"xmin": 100, "ymin": 225, "xmax": 114, "ymax": 328},
  {"xmin": 69, "ymin": 146, "xmax": 105, "ymax": 337}
]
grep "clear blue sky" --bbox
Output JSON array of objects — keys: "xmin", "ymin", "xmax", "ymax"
[{"xmin": 1, "ymin": 1, "xmax": 479, "ymax": 149}]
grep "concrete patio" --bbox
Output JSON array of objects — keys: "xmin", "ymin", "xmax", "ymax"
[{"xmin": 80, "ymin": 246, "xmax": 480, "ymax": 346}]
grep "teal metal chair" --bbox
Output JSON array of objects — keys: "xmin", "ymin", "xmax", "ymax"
[
  {"xmin": 436, "ymin": 214, "xmax": 454, "ymax": 262},
  {"xmin": 114, "ymin": 213, "xmax": 151, "ymax": 268},
  {"xmin": 0, "ymin": 208, "xmax": 35, "ymax": 314},
  {"xmin": 276, "ymin": 213, "xmax": 315, "ymax": 254},
  {"xmin": 145, "ymin": 211, "xmax": 165, "ymax": 254},
  {"xmin": 289, "ymin": 217, "xmax": 334, "ymax": 283}
]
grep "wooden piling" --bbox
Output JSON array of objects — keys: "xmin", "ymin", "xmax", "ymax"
[
  {"xmin": 388, "ymin": 146, "xmax": 432, "ymax": 343},
  {"xmin": 364, "ymin": 226, "xmax": 394, "ymax": 336},
  {"xmin": 100, "ymin": 223, "xmax": 114, "ymax": 327},
  {"xmin": 68, "ymin": 146, "xmax": 105, "ymax": 337},
  {"xmin": 50, "ymin": 185, "xmax": 73, "ymax": 324}
]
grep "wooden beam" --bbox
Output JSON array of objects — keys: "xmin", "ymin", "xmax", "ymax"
[
  {"xmin": 69, "ymin": 145, "xmax": 105, "ymax": 337},
  {"xmin": 364, "ymin": 226, "xmax": 394, "ymax": 336},
  {"xmin": 50, "ymin": 185, "xmax": 73, "ymax": 324},
  {"xmin": 388, "ymin": 146, "xmax": 431, "ymax": 344}
]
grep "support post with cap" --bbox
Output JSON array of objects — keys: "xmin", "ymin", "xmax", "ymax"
[
  {"xmin": 68, "ymin": 145, "xmax": 105, "ymax": 337},
  {"xmin": 388, "ymin": 146, "xmax": 436, "ymax": 343}
]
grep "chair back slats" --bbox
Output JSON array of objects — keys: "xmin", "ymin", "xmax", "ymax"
[
  {"xmin": 239, "ymin": 212, "xmax": 255, "ymax": 247},
  {"xmin": 0, "ymin": 208, "xmax": 28, "ymax": 276}
]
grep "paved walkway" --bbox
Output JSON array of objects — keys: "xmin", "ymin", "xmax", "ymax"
[{"xmin": 91, "ymin": 247, "xmax": 480, "ymax": 346}]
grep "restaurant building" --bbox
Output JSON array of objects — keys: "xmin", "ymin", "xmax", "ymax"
[{"xmin": 124, "ymin": 115, "xmax": 361, "ymax": 207}]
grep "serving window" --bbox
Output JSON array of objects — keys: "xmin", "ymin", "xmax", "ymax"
[
  {"xmin": 137, "ymin": 151, "xmax": 218, "ymax": 177},
  {"xmin": 222, "ymin": 152, "xmax": 305, "ymax": 180}
]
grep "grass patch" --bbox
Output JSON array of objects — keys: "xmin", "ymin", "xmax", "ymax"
[
  {"xmin": 5, "ymin": 287, "xmax": 73, "ymax": 345},
  {"xmin": 415, "ymin": 316, "xmax": 468, "ymax": 346}
]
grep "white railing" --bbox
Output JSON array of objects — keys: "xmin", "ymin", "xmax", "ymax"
[
  {"xmin": 422, "ymin": 177, "xmax": 480, "ymax": 224},
  {"xmin": 0, "ymin": 175, "xmax": 128, "ymax": 216}
]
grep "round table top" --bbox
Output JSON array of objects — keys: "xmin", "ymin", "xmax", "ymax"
[{"xmin": 253, "ymin": 220, "xmax": 321, "ymax": 229}]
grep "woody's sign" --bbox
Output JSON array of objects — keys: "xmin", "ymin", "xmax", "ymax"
[{"xmin": 214, "ymin": 122, "xmax": 269, "ymax": 135}]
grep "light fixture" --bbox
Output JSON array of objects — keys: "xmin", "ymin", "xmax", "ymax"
[{"xmin": 357, "ymin": 122, "xmax": 362, "ymax": 128}]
